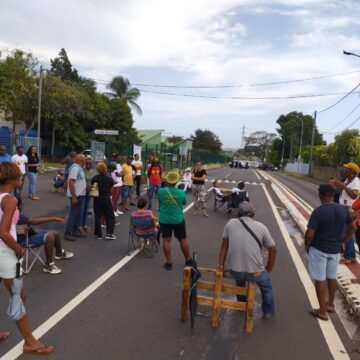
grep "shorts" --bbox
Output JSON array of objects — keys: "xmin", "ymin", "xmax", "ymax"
[
  {"xmin": 122, "ymin": 185, "xmax": 133, "ymax": 199},
  {"xmin": 160, "ymin": 220, "xmax": 187, "ymax": 240},
  {"xmin": 18, "ymin": 230, "xmax": 48, "ymax": 247},
  {"xmin": 308, "ymin": 246, "xmax": 340, "ymax": 281},
  {"xmin": 0, "ymin": 247, "xmax": 19, "ymax": 279}
]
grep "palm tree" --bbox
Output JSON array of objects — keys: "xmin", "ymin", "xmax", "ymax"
[{"xmin": 107, "ymin": 76, "xmax": 142, "ymax": 115}]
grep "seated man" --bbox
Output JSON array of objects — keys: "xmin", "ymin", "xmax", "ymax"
[
  {"xmin": 52, "ymin": 169, "xmax": 65, "ymax": 192},
  {"xmin": 176, "ymin": 168, "xmax": 192, "ymax": 192},
  {"xmin": 16, "ymin": 198, "xmax": 73, "ymax": 275},
  {"xmin": 230, "ymin": 181, "xmax": 249, "ymax": 208}
]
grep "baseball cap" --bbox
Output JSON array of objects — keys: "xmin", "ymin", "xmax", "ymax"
[
  {"xmin": 165, "ymin": 171, "xmax": 180, "ymax": 184},
  {"xmin": 238, "ymin": 201, "xmax": 255, "ymax": 216},
  {"xmin": 318, "ymin": 184, "xmax": 335, "ymax": 196},
  {"xmin": 343, "ymin": 162, "xmax": 360, "ymax": 174}
]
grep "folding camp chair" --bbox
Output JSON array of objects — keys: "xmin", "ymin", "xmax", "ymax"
[
  {"xmin": 128, "ymin": 212, "xmax": 159, "ymax": 258},
  {"xmin": 16, "ymin": 224, "xmax": 46, "ymax": 274},
  {"xmin": 212, "ymin": 189, "xmax": 231, "ymax": 214}
]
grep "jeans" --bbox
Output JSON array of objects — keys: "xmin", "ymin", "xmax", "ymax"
[
  {"xmin": 230, "ymin": 269, "xmax": 275, "ymax": 316},
  {"xmin": 112, "ymin": 187, "xmax": 121, "ymax": 211},
  {"xmin": 80, "ymin": 194, "xmax": 91, "ymax": 228},
  {"xmin": 148, "ymin": 183, "xmax": 161, "ymax": 210},
  {"xmin": 135, "ymin": 175, "xmax": 141, "ymax": 197},
  {"xmin": 94, "ymin": 195, "xmax": 115, "ymax": 237},
  {"xmin": 14, "ymin": 176, "xmax": 25, "ymax": 197},
  {"xmin": 65, "ymin": 196, "xmax": 85, "ymax": 235},
  {"xmin": 344, "ymin": 235, "xmax": 356, "ymax": 260},
  {"xmin": 28, "ymin": 172, "xmax": 37, "ymax": 196}
]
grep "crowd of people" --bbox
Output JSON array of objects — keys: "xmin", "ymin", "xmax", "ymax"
[{"xmin": 1, "ymin": 141, "xmax": 359, "ymax": 354}]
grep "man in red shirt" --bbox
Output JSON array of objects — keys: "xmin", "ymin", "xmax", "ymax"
[{"xmin": 147, "ymin": 158, "xmax": 163, "ymax": 210}]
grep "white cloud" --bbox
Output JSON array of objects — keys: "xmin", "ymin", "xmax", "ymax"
[{"xmin": 0, "ymin": 0, "xmax": 359, "ymax": 146}]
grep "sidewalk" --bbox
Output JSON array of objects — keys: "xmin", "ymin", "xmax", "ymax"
[{"xmin": 259, "ymin": 170, "xmax": 360, "ymax": 317}]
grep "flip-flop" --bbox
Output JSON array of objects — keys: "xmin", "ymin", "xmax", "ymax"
[
  {"xmin": 326, "ymin": 303, "xmax": 336, "ymax": 313},
  {"xmin": 23, "ymin": 345, "xmax": 55, "ymax": 355},
  {"xmin": 309, "ymin": 309, "xmax": 328, "ymax": 321},
  {"xmin": 0, "ymin": 332, "xmax": 10, "ymax": 341}
]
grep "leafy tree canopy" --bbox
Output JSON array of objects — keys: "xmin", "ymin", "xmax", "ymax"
[
  {"xmin": 50, "ymin": 48, "xmax": 80, "ymax": 82},
  {"xmin": 191, "ymin": 129, "xmax": 222, "ymax": 153}
]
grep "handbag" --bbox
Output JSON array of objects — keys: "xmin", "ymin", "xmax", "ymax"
[
  {"xmin": 89, "ymin": 182, "xmax": 99, "ymax": 197},
  {"xmin": 238, "ymin": 218, "xmax": 262, "ymax": 249}
]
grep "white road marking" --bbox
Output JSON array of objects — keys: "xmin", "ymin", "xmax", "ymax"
[
  {"xmin": 253, "ymin": 170, "xmax": 261, "ymax": 180},
  {"xmin": 262, "ymin": 184, "xmax": 349, "ymax": 359},
  {"xmin": 1, "ymin": 193, "xmax": 203, "ymax": 360}
]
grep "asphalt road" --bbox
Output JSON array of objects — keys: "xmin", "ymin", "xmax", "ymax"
[{"xmin": 0, "ymin": 168, "xmax": 358, "ymax": 359}]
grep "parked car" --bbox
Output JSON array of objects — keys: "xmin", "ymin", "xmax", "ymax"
[{"xmin": 258, "ymin": 163, "xmax": 277, "ymax": 171}]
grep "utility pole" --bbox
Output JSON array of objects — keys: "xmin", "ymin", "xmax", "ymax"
[
  {"xmin": 297, "ymin": 118, "xmax": 304, "ymax": 173},
  {"xmin": 280, "ymin": 136, "xmax": 285, "ymax": 169},
  {"xmin": 309, "ymin": 110, "xmax": 317, "ymax": 177},
  {"xmin": 37, "ymin": 66, "xmax": 43, "ymax": 142}
]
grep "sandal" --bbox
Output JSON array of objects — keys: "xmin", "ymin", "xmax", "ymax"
[
  {"xmin": 339, "ymin": 259, "xmax": 351, "ymax": 264},
  {"xmin": 0, "ymin": 331, "xmax": 10, "ymax": 341},
  {"xmin": 31, "ymin": 196, "xmax": 40, "ymax": 201},
  {"xmin": 23, "ymin": 344, "xmax": 55, "ymax": 355},
  {"xmin": 326, "ymin": 303, "xmax": 336, "ymax": 313},
  {"xmin": 309, "ymin": 309, "xmax": 328, "ymax": 321}
]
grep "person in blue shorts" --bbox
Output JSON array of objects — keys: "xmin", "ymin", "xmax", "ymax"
[
  {"xmin": 305, "ymin": 184, "xmax": 356, "ymax": 321},
  {"xmin": 16, "ymin": 198, "xmax": 73, "ymax": 275}
]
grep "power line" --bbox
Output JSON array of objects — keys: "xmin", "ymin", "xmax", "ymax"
[
  {"xmin": 323, "ymin": 102, "xmax": 360, "ymax": 132},
  {"xmin": 127, "ymin": 88, "xmax": 360, "ymax": 100},
  {"xmin": 336, "ymin": 114, "xmax": 360, "ymax": 134},
  {"xmin": 318, "ymin": 82, "xmax": 360, "ymax": 114},
  {"xmin": 90, "ymin": 69, "xmax": 360, "ymax": 89}
]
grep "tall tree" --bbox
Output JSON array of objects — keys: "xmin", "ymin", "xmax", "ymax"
[
  {"xmin": 107, "ymin": 76, "xmax": 142, "ymax": 115},
  {"xmin": 244, "ymin": 131, "xmax": 277, "ymax": 162},
  {"xmin": 0, "ymin": 49, "xmax": 38, "ymax": 132},
  {"xmin": 166, "ymin": 135, "xmax": 184, "ymax": 146},
  {"xmin": 191, "ymin": 129, "xmax": 222, "ymax": 153},
  {"xmin": 275, "ymin": 111, "xmax": 324, "ymax": 161},
  {"xmin": 50, "ymin": 48, "xmax": 80, "ymax": 82}
]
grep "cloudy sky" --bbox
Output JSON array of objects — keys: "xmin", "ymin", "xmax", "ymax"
[{"xmin": 1, "ymin": 0, "xmax": 360, "ymax": 147}]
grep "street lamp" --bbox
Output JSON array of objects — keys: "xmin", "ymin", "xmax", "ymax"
[{"xmin": 343, "ymin": 50, "xmax": 360, "ymax": 58}]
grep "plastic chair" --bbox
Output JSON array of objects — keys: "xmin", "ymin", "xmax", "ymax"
[
  {"xmin": 16, "ymin": 224, "xmax": 46, "ymax": 274},
  {"xmin": 128, "ymin": 211, "xmax": 159, "ymax": 258}
]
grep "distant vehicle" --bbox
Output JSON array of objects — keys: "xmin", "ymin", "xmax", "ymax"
[
  {"xmin": 165, "ymin": 153, "xmax": 178, "ymax": 162},
  {"xmin": 258, "ymin": 163, "xmax": 277, "ymax": 171},
  {"xmin": 81, "ymin": 149, "xmax": 107, "ymax": 161}
]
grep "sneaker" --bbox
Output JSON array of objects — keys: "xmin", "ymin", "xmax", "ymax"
[
  {"xmin": 64, "ymin": 233, "xmax": 76, "ymax": 242},
  {"xmin": 105, "ymin": 234, "xmax": 116, "ymax": 240},
  {"xmin": 114, "ymin": 211, "xmax": 119, "ymax": 217},
  {"xmin": 263, "ymin": 313, "xmax": 274, "ymax": 320},
  {"xmin": 116, "ymin": 210, "xmax": 124, "ymax": 215},
  {"xmin": 43, "ymin": 262, "xmax": 62, "ymax": 275},
  {"xmin": 55, "ymin": 250, "xmax": 74, "ymax": 260},
  {"xmin": 101, "ymin": 224, "xmax": 106, "ymax": 228},
  {"xmin": 73, "ymin": 231, "xmax": 86, "ymax": 238},
  {"xmin": 164, "ymin": 262, "xmax": 173, "ymax": 270}
]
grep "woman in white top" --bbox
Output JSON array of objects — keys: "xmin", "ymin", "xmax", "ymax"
[{"xmin": 0, "ymin": 162, "xmax": 54, "ymax": 355}]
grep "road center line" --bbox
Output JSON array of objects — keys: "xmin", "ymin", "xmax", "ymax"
[
  {"xmin": 253, "ymin": 170, "xmax": 261, "ymax": 181},
  {"xmin": 2, "ymin": 187, "xmax": 215, "ymax": 359},
  {"xmin": 262, "ymin": 183, "xmax": 349, "ymax": 359}
]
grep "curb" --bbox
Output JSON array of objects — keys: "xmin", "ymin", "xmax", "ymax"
[{"xmin": 257, "ymin": 170, "xmax": 360, "ymax": 316}]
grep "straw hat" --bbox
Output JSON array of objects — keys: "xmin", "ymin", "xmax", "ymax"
[
  {"xmin": 165, "ymin": 171, "xmax": 181, "ymax": 184},
  {"xmin": 343, "ymin": 162, "xmax": 360, "ymax": 174}
]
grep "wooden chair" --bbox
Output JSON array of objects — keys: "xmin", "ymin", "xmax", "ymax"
[{"xmin": 181, "ymin": 267, "xmax": 256, "ymax": 332}]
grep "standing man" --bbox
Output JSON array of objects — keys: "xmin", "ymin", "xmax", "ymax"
[
  {"xmin": 0, "ymin": 145, "xmax": 11, "ymax": 162},
  {"xmin": 11, "ymin": 145, "xmax": 28, "ymax": 197},
  {"xmin": 329, "ymin": 162, "xmax": 360, "ymax": 264},
  {"xmin": 147, "ymin": 157, "xmax": 163, "ymax": 210},
  {"xmin": 132, "ymin": 153, "xmax": 143, "ymax": 198},
  {"xmin": 192, "ymin": 161, "xmax": 208, "ymax": 217},
  {"xmin": 217, "ymin": 202, "xmax": 277, "ymax": 319},
  {"xmin": 64, "ymin": 154, "xmax": 87, "ymax": 241},
  {"xmin": 121, "ymin": 156, "xmax": 135, "ymax": 212},
  {"xmin": 305, "ymin": 184, "xmax": 356, "ymax": 320},
  {"xmin": 158, "ymin": 171, "xmax": 192, "ymax": 270}
]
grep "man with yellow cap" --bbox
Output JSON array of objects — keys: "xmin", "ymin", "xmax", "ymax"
[{"xmin": 329, "ymin": 162, "xmax": 360, "ymax": 264}]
